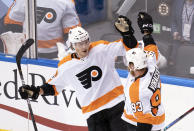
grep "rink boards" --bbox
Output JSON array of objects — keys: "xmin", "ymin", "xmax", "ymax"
[{"xmin": 0, "ymin": 55, "xmax": 193, "ymax": 131}]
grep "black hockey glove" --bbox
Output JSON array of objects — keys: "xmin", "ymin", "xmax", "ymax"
[
  {"xmin": 114, "ymin": 15, "xmax": 134, "ymax": 36},
  {"xmin": 18, "ymin": 85, "xmax": 40, "ymax": 100},
  {"xmin": 137, "ymin": 12, "xmax": 153, "ymax": 34}
]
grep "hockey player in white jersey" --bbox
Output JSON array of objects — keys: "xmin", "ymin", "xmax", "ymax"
[
  {"xmin": 2, "ymin": 0, "xmax": 80, "ymax": 58},
  {"xmin": 18, "ymin": 21, "xmax": 138, "ymax": 130}
]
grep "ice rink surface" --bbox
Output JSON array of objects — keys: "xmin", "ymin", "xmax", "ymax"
[{"xmin": 161, "ymin": 84, "xmax": 194, "ymax": 131}]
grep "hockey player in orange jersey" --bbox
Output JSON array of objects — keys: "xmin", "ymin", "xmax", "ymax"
[
  {"xmin": 122, "ymin": 48, "xmax": 165, "ymax": 131},
  {"xmin": 120, "ymin": 12, "xmax": 165, "ymax": 131},
  {"xmin": 18, "ymin": 19, "xmax": 139, "ymax": 130}
]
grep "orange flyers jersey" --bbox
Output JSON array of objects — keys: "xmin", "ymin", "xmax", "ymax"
[
  {"xmin": 5, "ymin": 0, "xmax": 80, "ymax": 53},
  {"xmin": 122, "ymin": 53, "xmax": 165, "ymax": 130},
  {"xmin": 48, "ymin": 40, "xmax": 127, "ymax": 119}
]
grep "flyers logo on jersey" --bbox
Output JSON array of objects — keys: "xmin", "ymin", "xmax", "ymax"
[
  {"xmin": 76, "ymin": 66, "xmax": 102, "ymax": 89},
  {"xmin": 148, "ymin": 68, "xmax": 161, "ymax": 116},
  {"xmin": 37, "ymin": 7, "xmax": 57, "ymax": 24}
]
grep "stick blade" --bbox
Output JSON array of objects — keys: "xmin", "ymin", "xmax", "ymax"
[{"xmin": 16, "ymin": 38, "xmax": 34, "ymax": 62}]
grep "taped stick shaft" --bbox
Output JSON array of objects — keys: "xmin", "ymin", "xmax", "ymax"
[{"xmin": 164, "ymin": 107, "xmax": 194, "ymax": 130}]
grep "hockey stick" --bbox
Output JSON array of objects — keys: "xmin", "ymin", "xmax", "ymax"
[
  {"xmin": 116, "ymin": 0, "xmax": 136, "ymax": 16},
  {"xmin": 163, "ymin": 107, "xmax": 194, "ymax": 131},
  {"xmin": 16, "ymin": 38, "xmax": 38, "ymax": 131}
]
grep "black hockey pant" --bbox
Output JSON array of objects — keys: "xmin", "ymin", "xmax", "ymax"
[{"xmin": 86, "ymin": 101, "xmax": 136, "ymax": 131}]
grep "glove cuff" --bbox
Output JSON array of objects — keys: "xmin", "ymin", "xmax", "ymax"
[
  {"xmin": 143, "ymin": 34, "xmax": 156, "ymax": 46},
  {"xmin": 123, "ymin": 34, "xmax": 137, "ymax": 48},
  {"xmin": 39, "ymin": 83, "xmax": 55, "ymax": 96},
  {"xmin": 31, "ymin": 86, "xmax": 40, "ymax": 100}
]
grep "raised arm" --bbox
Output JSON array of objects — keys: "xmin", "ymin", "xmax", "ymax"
[{"xmin": 114, "ymin": 15, "xmax": 138, "ymax": 50}]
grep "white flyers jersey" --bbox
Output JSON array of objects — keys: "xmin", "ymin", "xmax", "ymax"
[
  {"xmin": 48, "ymin": 40, "xmax": 127, "ymax": 119},
  {"xmin": 5, "ymin": 0, "xmax": 80, "ymax": 53},
  {"xmin": 122, "ymin": 53, "xmax": 165, "ymax": 130}
]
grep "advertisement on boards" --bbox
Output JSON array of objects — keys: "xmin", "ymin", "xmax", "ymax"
[{"xmin": 0, "ymin": 57, "xmax": 194, "ymax": 131}]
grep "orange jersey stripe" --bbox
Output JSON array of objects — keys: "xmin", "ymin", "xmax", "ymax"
[
  {"xmin": 124, "ymin": 109, "xmax": 165, "ymax": 125},
  {"xmin": 89, "ymin": 39, "xmax": 139, "ymax": 51},
  {"xmin": 38, "ymin": 37, "xmax": 64, "ymax": 48},
  {"xmin": 129, "ymin": 78, "xmax": 144, "ymax": 117},
  {"xmin": 4, "ymin": 0, "xmax": 23, "ymax": 25},
  {"xmin": 89, "ymin": 40, "xmax": 109, "ymax": 50},
  {"xmin": 82, "ymin": 85, "xmax": 124, "ymax": 114},
  {"xmin": 47, "ymin": 70, "xmax": 58, "ymax": 83},
  {"xmin": 52, "ymin": 85, "xmax": 59, "ymax": 96},
  {"xmin": 63, "ymin": 23, "xmax": 81, "ymax": 34},
  {"xmin": 144, "ymin": 44, "xmax": 159, "ymax": 61},
  {"xmin": 58, "ymin": 54, "xmax": 73, "ymax": 67}
]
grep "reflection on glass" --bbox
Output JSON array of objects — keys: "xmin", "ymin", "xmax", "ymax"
[
  {"xmin": 0, "ymin": 0, "xmax": 23, "ymax": 55},
  {"xmin": 0, "ymin": 0, "xmax": 193, "ymax": 79}
]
